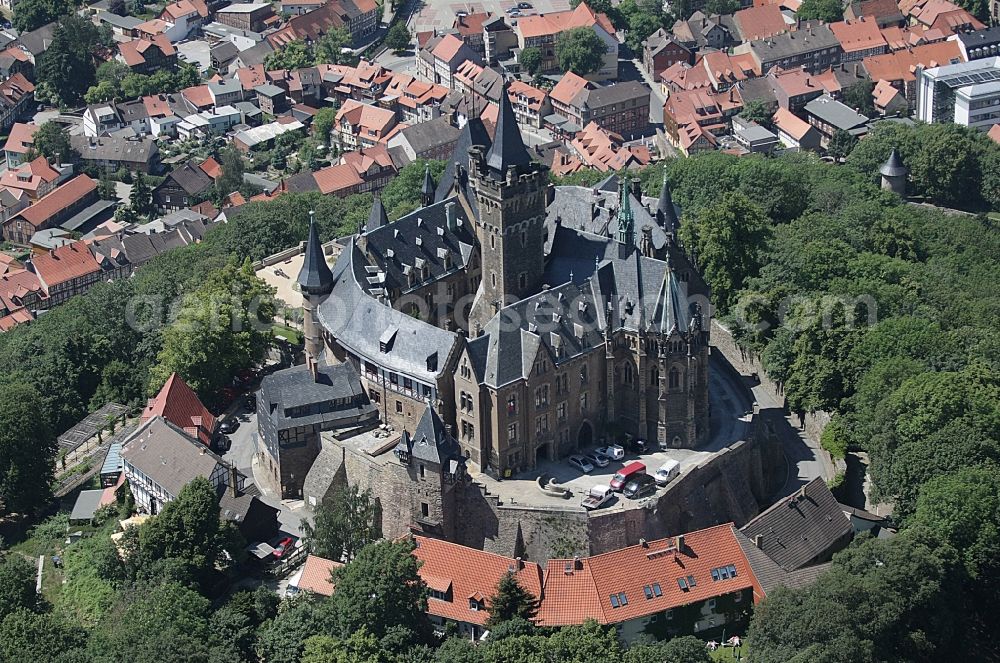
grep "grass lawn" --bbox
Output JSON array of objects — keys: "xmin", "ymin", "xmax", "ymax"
[
  {"xmin": 710, "ymin": 645, "xmax": 748, "ymax": 661},
  {"xmin": 273, "ymin": 324, "xmax": 302, "ymax": 344}
]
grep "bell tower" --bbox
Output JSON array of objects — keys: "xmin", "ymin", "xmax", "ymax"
[{"xmin": 468, "ymin": 81, "xmax": 547, "ymax": 332}]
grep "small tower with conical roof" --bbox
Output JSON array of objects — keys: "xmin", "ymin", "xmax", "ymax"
[
  {"xmin": 656, "ymin": 171, "xmax": 680, "ymax": 238},
  {"xmin": 879, "ymin": 148, "xmax": 908, "ymax": 196},
  {"xmin": 421, "ymin": 165, "xmax": 435, "ymax": 207},
  {"xmin": 617, "ymin": 176, "xmax": 634, "ymax": 248},
  {"xmin": 297, "ymin": 212, "xmax": 333, "ymax": 380},
  {"xmin": 367, "ymin": 193, "xmax": 388, "ymax": 232}
]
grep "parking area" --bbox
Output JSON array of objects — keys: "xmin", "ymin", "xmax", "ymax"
[
  {"xmin": 411, "ymin": 0, "xmax": 571, "ymax": 34},
  {"xmin": 470, "ymin": 353, "xmax": 755, "ymax": 512}
]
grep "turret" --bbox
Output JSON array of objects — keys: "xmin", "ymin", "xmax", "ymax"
[
  {"xmin": 656, "ymin": 171, "xmax": 680, "ymax": 236},
  {"xmin": 421, "ymin": 164, "xmax": 435, "ymax": 207},
  {"xmin": 366, "ymin": 193, "xmax": 388, "ymax": 232},
  {"xmin": 879, "ymin": 148, "xmax": 908, "ymax": 197},
  {"xmin": 296, "ymin": 212, "xmax": 333, "ymax": 380}
]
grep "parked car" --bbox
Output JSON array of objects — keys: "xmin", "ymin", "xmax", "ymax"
[
  {"xmin": 518, "ymin": 2, "xmax": 532, "ymax": 7},
  {"xmin": 628, "ymin": 438, "xmax": 649, "ymax": 454},
  {"xmin": 219, "ymin": 419, "xmax": 240, "ymax": 435},
  {"xmin": 509, "ymin": 10, "xmax": 522, "ymax": 16},
  {"xmin": 581, "ymin": 484, "xmax": 613, "ymax": 510},
  {"xmin": 596, "ymin": 444, "xmax": 624, "ymax": 460},
  {"xmin": 609, "ymin": 461, "xmax": 646, "ymax": 491},
  {"xmin": 506, "ymin": 5, "xmax": 519, "ymax": 12},
  {"xmin": 273, "ymin": 536, "xmax": 294, "ymax": 558},
  {"xmin": 584, "ymin": 451, "xmax": 610, "ymax": 468},
  {"xmin": 568, "ymin": 454, "xmax": 594, "ymax": 474},
  {"xmin": 214, "ymin": 434, "xmax": 231, "ymax": 453},
  {"xmin": 654, "ymin": 460, "xmax": 681, "ymax": 486},
  {"xmin": 623, "ymin": 474, "xmax": 657, "ymax": 499}
]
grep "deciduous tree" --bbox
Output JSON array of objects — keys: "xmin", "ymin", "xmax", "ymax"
[
  {"xmin": 384, "ymin": 22, "xmax": 411, "ymax": 53},
  {"xmin": 303, "ymin": 484, "xmax": 382, "ymax": 562},
  {"xmin": 556, "ymin": 27, "xmax": 608, "ymax": 77}
]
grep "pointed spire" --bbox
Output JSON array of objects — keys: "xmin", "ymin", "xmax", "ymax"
[
  {"xmin": 485, "ymin": 80, "xmax": 532, "ymax": 176},
  {"xmin": 617, "ymin": 175, "xmax": 634, "ymax": 246},
  {"xmin": 879, "ymin": 148, "xmax": 907, "ymax": 177},
  {"xmin": 656, "ymin": 171, "xmax": 679, "ymax": 231},
  {"xmin": 367, "ymin": 193, "xmax": 388, "ymax": 232},
  {"xmin": 650, "ymin": 259, "xmax": 691, "ymax": 337},
  {"xmin": 421, "ymin": 164, "xmax": 434, "ymax": 206},
  {"xmin": 297, "ymin": 211, "xmax": 333, "ymax": 296}
]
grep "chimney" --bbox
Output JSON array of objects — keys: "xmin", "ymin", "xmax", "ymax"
[
  {"xmin": 228, "ymin": 463, "xmax": 238, "ymax": 498},
  {"xmin": 675, "ymin": 534, "xmax": 685, "ymax": 551},
  {"xmin": 445, "ymin": 201, "xmax": 457, "ymax": 230},
  {"xmin": 515, "ymin": 556, "xmax": 524, "ymax": 570},
  {"xmin": 754, "ymin": 534, "xmax": 763, "ymax": 549},
  {"xmin": 444, "ymin": 423, "xmax": 453, "ymax": 438},
  {"xmin": 630, "ymin": 176, "xmax": 641, "ymax": 199},
  {"xmin": 639, "ymin": 537, "xmax": 648, "ymax": 547},
  {"xmin": 573, "ymin": 555, "xmax": 582, "ymax": 569}
]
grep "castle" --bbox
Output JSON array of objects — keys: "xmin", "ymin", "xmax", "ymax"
[{"xmin": 258, "ymin": 85, "xmax": 712, "ymax": 526}]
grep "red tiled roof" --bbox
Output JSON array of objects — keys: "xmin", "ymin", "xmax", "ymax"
[
  {"xmin": 453, "ymin": 11, "xmax": 492, "ymax": 35},
  {"xmin": 3, "ymin": 122, "xmax": 37, "ymax": 155},
  {"xmin": 296, "ymin": 554, "xmax": 343, "ymax": 596},
  {"xmin": 0, "ymin": 307, "xmax": 33, "ymax": 331},
  {"xmin": 537, "ymin": 524, "xmax": 762, "ymax": 627},
  {"xmin": 862, "ymin": 39, "xmax": 963, "ymax": 82},
  {"xmin": 549, "ymin": 71, "xmax": 591, "ymax": 107},
  {"xmin": 0, "ymin": 73, "xmax": 34, "ymax": 105},
  {"xmin": 335, "ymin": 99, "xmax": 397, "ymax": 139},
  {"xmin": 142, "ymin": 372, "xmax": 216, "ymax": 445},
  {"xmin": 507, "ymin": 80, "xmax": 547, "ymax": 112},
  {"xmin": 162, "ymin": 0, "xmax": 198, "ymax": 20},
  {"xmin": 30, "ymin": 241, "xmax": 101, "ymax": 290},
  {"xmin": 182, "ymin": 84, "xmax": 214, "ymax": 109},
  {"xmin": 518, "ymin": 2, "xmax": 615, "ymax": 39},
  {"xmin": 430, "ymin": 34, "xmax": 467, "ymax": 63},
  {"xmin": 142, "ymin": 94, "xmax": 175, "ymax": 118},
  {"xmin": 772, "ymin": 106, "xmax": 813, "ymax": 140},
  {"xmin": 312, "ymin": 163, "xmax": 363, "ymax": 194},
  {"xmin": 16, "ymin": 174, "xmax": 95, "ymax": 226},
  {"xmin": 267, "ymin": 3, "xmax": 346, "ymax": 48},
  {"xmin": 735, "ymin": 4, "xmax": 787, "ymax": 41},
  {"xmin": 0, "ymin": 46, "xmax": 30, "ymax": 63},
  {"xmin": 829, "ymin": 17, "xmax": 887, "ymax": 53},
  {"xmin": 339, "ymin": 144, "xmax": 394, "ymax": 173},
  {"xmin": 0, "ymin": 267, "xmax": 44, "ymax": 314},
  {"xmin": 413, "ymin": 536, "xmax": 543, "ymax": 627},
  {"xmin": 199, "ymin": 156, "xmax": 221, "ymax": 180}
]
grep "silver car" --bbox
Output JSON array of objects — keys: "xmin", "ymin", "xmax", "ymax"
[
  {"xmin": 584, "ymin": 451, "xmax": 610, "ymax": 468},
  {"xmin": 568, "ymin": 454, "xmax": 595, "ymax": 473}
]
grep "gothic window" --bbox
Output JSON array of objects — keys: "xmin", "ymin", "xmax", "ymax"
[
  {"xmin": 580, "ymin": 392, "xmax": 588, "ymax": 411},
  {"xmin": 669, "ymin": 368, "xmax": 680, "ymax": 390},
  {"xmin": 624, "ymin": 363, "xmax": 634, "ymax": 384},
  {"xmin": 508, "ymin": 423, "xmax": 517, "ymax": 441},
  {"xmin": 651, "ymin": 367, "xmax": 659, "ymax": 383},
  {"xmin": 557, "ymin": 402, "xmax": 566, "ymax": 421},
  {"xmin": 460, "ymin": 361, "xmax": 471, "ymax": 379},
  {"xmin": 535, "ymin": 385, "xmax": 549, "ymax": 408}
]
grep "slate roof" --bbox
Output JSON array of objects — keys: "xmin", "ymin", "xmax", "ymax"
[
  {"xmin": 365, "ymin": 194, "xmax": 387, "ymax": 231},
  {"xmin": 734, "ymin": 529, "xmax": 832, "ymax": 594},
  {"xmin": 318, "ymin": 238, "xmax": 461, "ymax": 382},
  {"xmin": 162, "ymin": 160, "xmax": 214, "ymax": 196},
  {"xmin": 434, "ymin": 116, "xmax": 492, "ymax": 205},
  {"xmin": 70, "ymin": 489, "xmax": 107, "ymax": 522},
  {"xmin": 739, "ymin": 478, "xmax": 854, "ymax": 571},
  {"xmin": 258, "ymin": 362, "xmax": 376, "ymax": 432},
  {"xmin": 298, "ymin": 217, "xmax": 334, "ymax": 295},
  {"xmin": 395, "ymin": 116, "xmax": 461, "ymax": 155},
  {"xmin": 121, "ymin": 416, "xmax": 229, "ymax": 499},
  {"xmin": 395, "ymin": 405, "xmax": 463, "ymax": 466},
  {"xmin": 804, "ymin": 94, "xmax": 870, "ymax": 133},
  {"xmin": 485, "ymin": 82, "xmax": 532, "ymax": 176},
  {"xmin": 70, "ymin": 135, "xmax": 158, "ymax": 166},
  {"xmin": 879, "ymin": 148, "xmax": 907, "ymax": 176}
]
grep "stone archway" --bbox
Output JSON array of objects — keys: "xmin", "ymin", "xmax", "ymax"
[{"xmin": 577, "ymin": 421, "xmax": 594, "ymax": 449}]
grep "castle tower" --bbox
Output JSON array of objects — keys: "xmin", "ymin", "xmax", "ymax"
[
  {"xmin": 656, "ymin": 171, "xmax": 680, "ymax": 239},
  {"xmin": 468, "ymin": 81, "xmax": 547, "ymax": 331},
  {"xmin": 421, "ymin": 164, "xmax": 435, "ymax": 207},
  {"xmin": 617, "ymin": 176, "xmax": 635, "ymax": 248},
  {"xmin": 297, "ymin": 212, "xmax": 333, "ymax": 379},
  {"xmin": 879, "ymin": 148, "xmax": 908, "ymax": 196},
  {"xmin": 650, "ymin": 257, "xmax": 698, "ymax": 448},
  {"xmin": 367, "ymin": 193, "xmax": 388, "ymax": 232}
]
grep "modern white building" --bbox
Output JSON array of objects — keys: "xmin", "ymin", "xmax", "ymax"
[{"xmin": 916, "ymin": 56, "xmax": 1000, "ymax": 130}]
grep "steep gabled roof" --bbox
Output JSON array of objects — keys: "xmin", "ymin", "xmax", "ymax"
[
  {"xmin": 485, "ymin": 82, "xmax": 532, "ymax": 176},
  {"xmin": 141, "ymin": 372, "xmax": 216, "ymax": 445},
  {"xmin": 298, "ymin": 216, "xmax": 334, "ymax": 295}
]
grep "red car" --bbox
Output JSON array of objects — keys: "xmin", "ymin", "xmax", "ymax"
[{"xmin": 272, "ymin": 536, "xmax": 294, "ymax": 559}]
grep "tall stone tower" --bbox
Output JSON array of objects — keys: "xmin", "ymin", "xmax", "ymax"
[
  {"xmin": 298, "ymin": 212, "xmax": 333, "ymax": 376},
  {"xmin": 468, "ymin": 82, "xmax": 547, "ymax": 332},
  {"xmin": 879, "ymin": 148, "xmax": 908, "ymax": 196}
]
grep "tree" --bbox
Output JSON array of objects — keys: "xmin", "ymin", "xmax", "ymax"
[
  {"xmin": 556, "ymin": 27, "xmax": 608, "ymax": 77},
  {"xmin": 129, "ymin": 171, "xmax": 152, "ymax": 218},
  {"xmin": 796, "ymin": 0, "xmax": 843, "ymax": 21},
  {"xmin": 680, "ymin": 191, "xmax": 768, "ymax": 312},
  {"xmin": 327, "ymin": 539, "xmax": 432, "ymax": 643},
  {"xmin": 33, "ymin": 122, "xmax": 74, "ymax": 164},
  {"xmin": 0, "ymin": 383, "xmax": 55, "ymax": 516},
  {"xmin": 97, "ymin": 177, "xmax": 116, "ymax": 201},
  {"xmin": 216, "ymin": 146, "xmax": 244, "ymax": 198},
  {"xmin": 147, "ymin": 260, "xmax": 276, "ymax": 400},
  {"xmin": 265, "ymin": 39, "xmax": 314, "ymax": 71},
  {"xmin": 622, "ymin": 636, "xmax": 713, "ymax": 663},
  {"xmin": 313, "ymin": 107, "xmax": 337, "ymax": 145},
  {"xmin": 908, "ymin": 123, "xmax": 986, "ymax": 208},
  {"xmin": 36, "ymin": 15, "xmax": 101, "ymax": 106},
  {"xmin": 255, "ymin": 595, "xmax": 334, "ymax": 663},
  {"xmin": 519, "ymin": 46, "xmax": 542, "ymax": 75},
  {"xmin": 826, "ymin": 129, "xmax": 858, "ymax": 160},
  {"xmin": 315, "ymin": 26, "xmax": 355, "ymax": 65},
  {"xmin": 705, "ymin": 0, "xmax": 739, "ymax": 14},
  {"xmin": 485, "ymin": 571, "xmax": 538, "ymax": 629},
  {"xmin": 0, "ymin": 555, "xmax": 37, "ymax": 616},
  {"xmin": 384, "ymin": 22, "xmax": 411, "ymax": 53},
  {"xmin": 12, "ymin": 0, "xmax": 73, "ymax": 32},
  {"xmin": 842, "ymin": 79, "xmax": 875, "ymax": 117},
  {"xmin": 0, "ymin": 610, "xmax": 88, "ymax": 662},
  {"xmin": 84, "ymin": 81, "xmax": 117, "ymax": 104},
  {"xmin": 303, "ymin": 484, "xmax": 382, "ymax": 562},
  {"xmin": 135, "ymin": 477, "xmax": 231, "ymax": 580},
  {"xmin": 740, "ymin": 98, "xmax": 773, "ymax": 126}
]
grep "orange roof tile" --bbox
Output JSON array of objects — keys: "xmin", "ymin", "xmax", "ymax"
[
  {"xmin": 829, "ymin": 17, "xmax": 887, "ymax": 53},
  {"xmin": 453, "ymin": 11, "xmax": 492, "ymax": 35},
  {"xmin": 15, "ymin": 174, "xmax": 94, "ymax": 227},
  {"xmin": 413, "ymin": 536, "xmax": 543, "ymax": 627},
  {"xmin": 862, "ymin": 39, "xmax": 963, "ymax": 82},
  {"xmin": 3, "ymin": 122, "xmax": 37, "ymax": 156},
  {"xmin": 0, "ymin": 46, "xmax": 30, "ymax": 63},
  {"xmin": 549, "ymin": 71, "xmax": 591, "ymax": 106},
  {"xmin": 142, "ymin": 372, "xmax": 216, "ymax": 445},
  {"xmin": 296, "ymin": 554, "xmax": 342, "ymax": 596},
  {"xmin": 430, "ymin": 34, "xmax": 466, "ymax": 63},
  {"xmin": 772, "ymin": 106, "xmax": 814, "ymax": 140},
  {"xmin": 873, "ymin": 78, "xmax": 903, "ymax": 108},
  {"xmin": 735, "ymin": 4, "xmax": 787, "ymax": 41},
  {"xmin": 199, "ymin": 156, "xmax": 221, "ymax": 180},
  {"xmin": 517, "ymin": 2, "xmax": 615, "ymax": 39},
  {"xmin": 538, "ymin": 524, "xmax": 761, "ymax": 627},
  {"xmin": 142, "ymin": 94, "xmax": 175, "ymax": 118},
  {"xmin": 182, "ymin": 84, "xmax": 214, "ymax": 109},
  {"xmin": 30, "ymin": 241, "xmax": 100, "ymax": 289},
  {"xmin": 312, "ymin": 163, "xmax": 363, "ymax": 194}
]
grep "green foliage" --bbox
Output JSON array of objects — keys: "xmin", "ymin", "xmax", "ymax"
[
  {"xmin": 147, "ymin": 260, "xmax": 276, "ymax": 400},
  {"xmin": 129, "ymin": 171, "xmax": 152, "ymax": 218},
  {"xmin": 315, "ymin": 27, "xmax": 356, "ymax": 65},
  {"xmin": 485, "ymin": 571, "xmax": 538, "ymax": 629},
  {"xmin": 796, "ymin": 0, "xmax": 843, "ymax": 21},
  {"xmin": 255, "ymin": 594, "xmax": 335, "ymax": 663},
  {"xmin": 739, "ymin": 99, "xmax": 773, "ymax": 127},
  {"xmin": 0, "ymin": 383, "xmax": 55, "ymax": 516},
  {"xmin": 0, "ymin": 554, "xmax": 38, "ymax": 615},
  {"xmin": 13, "ymin": 0, "xmax": 74, "ymax": 32},
  {"xmin": 304, "ymin": 484, "xmax": 382, "ymax": 562},
  {"xmin": 617, "ymin": 0, "xmax": 671, "ymax": 51},
  {"xmin": 36, "ymin": 15, "xmax": 102, "ymax": 107},
  {"xmin": 518, "ymin": 46, "xmax": 542, "ymax": 75},
  {"xmin": 556, "ymin": 27, "xmax": 608, "ymax": 76},
  {"xmin": 826, "ymin": 129, "xmax": 858, "ymax": 160},
  {"xmin": 265, "ymin": 39, "xmax": 314, "ymax": 70},
  {"xmin": 216, "ymin": 145, "xmax": 244, "ymax": 198},
  {"xmin": 954, "ymin": 0, "xmax": 990, "ymax": 20},
  {"xmin": 705, "ymin": 0, "xmax": 739, "ymax": 14},
  {"xmin": 621, "ymin": 636, "xmax": 713, "ymax": 663},
  {"xmin": 313, "ymin": 106, "xmax": 337, "ymax": 145},
  {"xmin": 379, "ymin": 159, "xmax": 446, "ymax": 220},
  {"xmin": 842, "ymin": 79, "xmax": 875, "ymax": 117},
  {"xmin": 384, "ymin": 22, "xmax": 412, "ymax": 53},
  {"xmin": 33, "ymin": 121, "xmax": 75, "ymax": 164},
  {"xmin": 327, "ymin": 539, "xmax": 432, "ymax": 644},
  {"xmin": 681, "ymin": 191, "xmax": 768, "ymax": 311},
  {"xmin": 0, "ymin": 609, "xmax": 88, "ymax": 661}
]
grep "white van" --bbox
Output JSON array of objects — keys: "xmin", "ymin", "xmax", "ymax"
[{"xmin": 654, "ymin": 460, "xmax": 681, "ymax": 486}]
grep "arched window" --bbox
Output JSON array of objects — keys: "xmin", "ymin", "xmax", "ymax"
[
  {"xmin": 624, "ymin": 363, "xmax": 634, "ymax": 384},
  {"xmin": 669, "ymin": 367, "xmax": 680, "ymax": 390},
  {"xmin": 651, "ymin": 366, "xmax": 659, "ymax": 384}
]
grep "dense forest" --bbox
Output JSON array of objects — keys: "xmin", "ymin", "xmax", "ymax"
[{"xmin": 1, "ymin": 140, "xmax": 998, "ymax": 661}]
